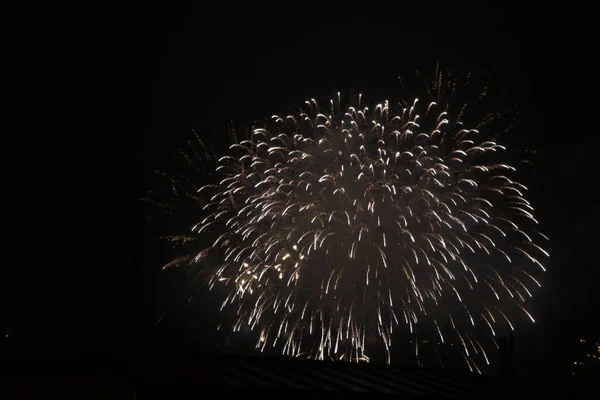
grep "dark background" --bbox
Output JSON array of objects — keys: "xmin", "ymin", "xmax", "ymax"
[{"xmin": 5, "ymin": 0, "xmax": 598, "ymax": 392}]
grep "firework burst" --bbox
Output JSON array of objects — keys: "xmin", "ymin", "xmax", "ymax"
[{"xmin": 155, "ymin": 67, "xmax": 548, "ymax": 369}]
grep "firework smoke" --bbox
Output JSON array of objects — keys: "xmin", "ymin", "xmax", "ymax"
[{"xmin": 154, "ymin": 67, "xmax": 548, "ymax": 369}]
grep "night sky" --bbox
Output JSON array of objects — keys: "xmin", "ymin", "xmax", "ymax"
[{"xmin": 8, "ymin": 1, "xmax": 598, "ymax": 383}]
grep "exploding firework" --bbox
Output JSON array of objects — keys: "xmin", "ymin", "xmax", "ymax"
[{"xmin": 155, "ymin": 67, "xmax": 548, "ymax": 370}]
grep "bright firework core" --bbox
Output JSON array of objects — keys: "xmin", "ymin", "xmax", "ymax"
[{"xmin": 179, "ymin": 73, "xmax": 548, "ymax": 369}]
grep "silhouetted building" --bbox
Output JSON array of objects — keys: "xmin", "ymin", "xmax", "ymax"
[
  {"xmin": 497, "ymin": 334, "xmax": 515, "ymax": 379},
  {"xmin": 572, "ymin": 337, "xmax": 599, "ymax": 373},
  {"xmin": 133, "ymin": 353, "xmax": 540, "ymax": 399},
  {"xmin": 3, "ymin": 351, "xmax": 542, "ymax": 399}
]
